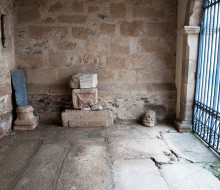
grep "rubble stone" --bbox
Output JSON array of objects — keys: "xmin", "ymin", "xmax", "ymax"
[
  {"xmin": 72, "ymin": 88, "xmax": 98, "ymax": 109},
  {"xmin": 69, "ymin": 73, "xmax": 98, "ymax": 89},
  {"xmin": 61, "ymin": 109, "xmax": 113, "ymax": 127},
  {"xmin": 142, "ymin": 110, "xmax": 156, "ymax": 127}
]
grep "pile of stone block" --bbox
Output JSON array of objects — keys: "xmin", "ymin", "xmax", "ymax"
[{"xmin": 62, "ymin": 73, "xmax": 113, "ymax": 127}]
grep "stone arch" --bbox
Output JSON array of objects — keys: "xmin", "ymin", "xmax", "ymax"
[{"xmin": 185, "ymin": 0, "xmax": 203, "ymax": 26}]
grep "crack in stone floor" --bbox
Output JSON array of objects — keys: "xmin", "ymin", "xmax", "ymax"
[{"xmin": 0, "ymin": 122, "xmax": 220, "ymax": 190}]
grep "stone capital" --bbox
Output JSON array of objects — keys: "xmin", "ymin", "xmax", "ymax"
[{"xmin": 177, "ymin": 26, "xmax": 200, "ymax": 35}]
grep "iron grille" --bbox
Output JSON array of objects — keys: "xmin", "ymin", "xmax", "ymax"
[{"xmin": 193, "ymin": 0, "xmax": 220, "ymax": 155}]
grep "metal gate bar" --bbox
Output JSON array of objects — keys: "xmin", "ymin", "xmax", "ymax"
[{"xmin": 193, "ymin": 0, "xmax": 220, "ymax": 155}]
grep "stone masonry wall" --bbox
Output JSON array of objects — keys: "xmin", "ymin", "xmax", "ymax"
[
  {"xmin": 14, "ymin": 0, "xmax": 177, "ymax": 124},
  {"xmin": 0, "ymin": 0, "xmax": 16, "ymax": 133}
]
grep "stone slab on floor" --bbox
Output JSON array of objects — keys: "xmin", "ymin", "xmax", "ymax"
[
  {"xmin": 162, "ymin": 132, "xmax": 219, "ymax": 163},
  {"xmin": 160, "ymin": 163, "xmax": 220, "ymax": 190},
  {"xmin": 14, "ymin": 140, "xmax": 69, "ymax": 190},
  {"xmin": 62, "ymin": 109, "xmax": 113, "ymax": 127},
  {"xmin": 113, "ymin": 159, "xmax": 169, "ymax": 190},
  {"xmin": 101, "ymin": 122, "xmax": 161, "ymax": 139},
  {"xmin": 56, "ymin": 138, "xmax": 111, "ymax": 190},
  {"xmin": 0, "ymin": 140, "xmax": 40, "ymax": 190},
  {"xmin": 108, "ymin": 137, "xmax": 178, "ymax": 163}
]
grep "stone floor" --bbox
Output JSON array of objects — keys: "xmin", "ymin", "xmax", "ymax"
[{"xmin": 0, "ymin": 122, "xmax": 220, "ymax": 190}]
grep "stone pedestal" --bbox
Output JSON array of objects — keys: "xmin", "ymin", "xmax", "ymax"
[
  {"xmin": 62, "ymin": 110, "xmax": 113, "ymax": 128},
  {"xmin": 14, "ymin": 105, "xmax": 38, "ymax": 131},
  {"xmin": 72, "ymin": 88, "xmax": 98, "ymax": 109}
]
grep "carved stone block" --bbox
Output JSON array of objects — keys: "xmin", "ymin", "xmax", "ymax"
[
  {"xmin": 142, "ymin": 110, "xmax": 156, "ymax": 127},
  {"xmin": 72, "ymin": 88, "xmax": 98, "ymax": 109},
  {"xmin": 62, "ymin": 109, "xmax": 113, "ymax": 127},
  {"xmin": 69, "ymin": 73, "xmax": 98, "ymax": 89}
]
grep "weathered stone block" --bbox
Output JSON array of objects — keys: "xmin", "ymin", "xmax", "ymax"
[
  {"xmin": 17, "ymin": 9, "xmax": 40, "ymax": 23},
  {"xmin": 48, "ymin": 52, "xmax": 68, "ymax": 67},
  {"xmin": 142, "ymin": 110, "xmax": 156, "ymax": 127},
  {"xmin": 72, "ymin": 27, "xmax": 94, "ymax": 40},
  {"xmin": 72, "ymin": 88, "xmax": 98, "ymax": 109},
  {"xmin": 61, "ymin": 110, "xmax": 113, "ymax": 127},
  {"xmin": 110, "ymin": 39, "xmax": 129, "ymax": 55},
  {"xmin": 29, "ymin": 26, "xmax": 67, "ymax": 40},
  {"xmin": 58, "ymin": 15, "xmax": 87, "ymax": 24},
  {"xmin": 15, "ymin": 0, "xmax": 44, "ymax": 7},
  {"xmin": 72, "ymin": 2, "xmax": 84, "ymax": 12},
  {"xmin": 88, "ymin": 6, "xmax": 99, "ymax": 13},
  {"xmin": 107, "ymin": 57, "xmax": 126, "ymax": 69},
  {"xmin": 100, "ymin": 23, "xmax": 115, "ymax": 35},
  {"xmin": 48, "ymin": 2, "xmax": 63, "ymax": 12},
  {"xmin": 69, "ymin": 73, "xmax": 98, "ymax": 89},
  {"xmin": 110, "ymin": 3, "xmax": 126, "ymax": 18},
  {"xmin": 79, "ymin": 54, "xmax": 99, "ymax": 65},
  {"xmin": 132, "ymin": 7, "xmax": 165, "ymax": 18},
  {"xmin": 139, "ymin": 38, "xmax": 173, "ymax": 52},
  {"xmin": 86, "ymin": 43, "xmax": 107, "ymax": 54},
  {"xmin": 56, "ymin": 41, "xmax": 76, "ymax": 50},
  {"xmin": 120, "ymin": 21, "xmax": 144, "ymax": 36}
]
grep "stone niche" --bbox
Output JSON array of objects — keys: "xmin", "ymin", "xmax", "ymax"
[{"xmin": 62, "ymin": 73, "xmax": 113, "ymax": 128}]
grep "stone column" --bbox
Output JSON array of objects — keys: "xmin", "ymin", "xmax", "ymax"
[{"xmin": 175, "ymin": 26, "xmax": 200, "ymax": 132}]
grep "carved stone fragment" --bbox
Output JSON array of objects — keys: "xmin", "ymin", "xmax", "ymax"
[
  {"xmin": 72, "ymin": 88, "xmax": 98, "ymax": 109},
  {"xmin": 62, "ymin": 110, "xmax": 113, "ymax": 127},
  {"xmin": 142, "ymin": 110, "xmax": 156, "ymax": 127}
]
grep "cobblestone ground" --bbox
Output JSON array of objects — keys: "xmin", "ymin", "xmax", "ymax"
[{"xmin": 0, "ymin": 122, "xmax": 220, "ymax": 190}]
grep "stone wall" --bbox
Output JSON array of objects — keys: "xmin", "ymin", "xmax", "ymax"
[
  {"xmin": 14, "ymin": 0, "xmax": 177, "ymax": 124},
  {"xmin": 0, "ymin": 0, "xmax": 16, "ymax": 133}
]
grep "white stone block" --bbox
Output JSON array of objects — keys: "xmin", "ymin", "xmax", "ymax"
[{"xmin": 69, "ymin": 73, "xmax": 98, "ymax": 89}]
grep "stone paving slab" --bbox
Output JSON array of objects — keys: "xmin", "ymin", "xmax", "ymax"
[
  {"xmin": 56, "ymin": 138, "xmax": 111, "ymax": 190},
  {"xmin": 160, "ymin": 163, "xmax": 220, "ymax": 190},
  {"xmin": 163, "ymin": 133, "xmax": 219, "ymax": 163},
  {"xmin": 0, "ymin": 140, "xmax": 40, "ymax": 190},
  {"xmin": 101, "ymin": 123, "xmax": 161, "ymax": 139},
  {"xmin": 113, "ymin": 159, "xmax": 169, "ymax": 190},
  {"xmin": 9, "ymin": 129, "xmax": 59, "ymax": 140},
  {"xmin": 108, "ymin": 138, "xmax": 177, "ymax": 163},
  {"xmin": 56, "ymin": 127, "xmax": 104, "ymax": 140},
  {"xmin": 14, "ymin": 140, "xmax": 69, "ymax": 190},
  {"xmin": 0, "ymin": 123, "xmax": 219, "ymax": 190}
]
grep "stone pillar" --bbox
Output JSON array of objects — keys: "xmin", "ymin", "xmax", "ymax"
[{"xmin": 175, "ymin": 26, "xmax": 200, "ymax": 132}]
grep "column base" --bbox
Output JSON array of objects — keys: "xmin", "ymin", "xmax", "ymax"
[{"xmin": 174, "ymin": 120, "xmax": 192, "ymax": 133}]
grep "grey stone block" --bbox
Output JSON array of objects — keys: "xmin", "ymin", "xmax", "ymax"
[{"xmin": 62, "ymin": 109, "xmax": 113, "ymax": 127}]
